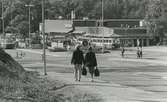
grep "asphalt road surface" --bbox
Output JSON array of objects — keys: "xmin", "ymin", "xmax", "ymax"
[{"xmin": 6, "ymin": 46, "xmax": 167, "ymax": 102}]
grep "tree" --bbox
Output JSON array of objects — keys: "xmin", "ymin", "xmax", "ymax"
[
  {"xmin": 1, "ymin": 0, "xmax": 165, "ymax": 39},
  {"xmin": 17, "ymin": 21, "xmax": 29, "ymax": 39},
  {"xmin": 145, "ymin": 0, "xmax": 167, "ymax": 43}
]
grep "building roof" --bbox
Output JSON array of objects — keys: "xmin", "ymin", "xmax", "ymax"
[
  {"xmin": 43, "ymin": 20, "xmax": 149, "ymax": 38},
  {"xmin": 73, "ymin": 19, "xmax": 142, "ymax": 28},
  {"xmin": 77, "ymin": 26, "xmax": 148, "ymax": 38},
  {"xmin": 45, "ymin": 20, "xmax": 73, "ymax": 33},
  {"xmin": 113, "ymin": 28, "xmax": 147, "ymax": 35}
]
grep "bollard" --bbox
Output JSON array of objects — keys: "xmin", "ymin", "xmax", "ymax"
[
  {"xmin": 16, "ymin": 51, "xmax": 19, "ymax": 58},
  {"xmin": 20, "ymin": 51, "xmax": 25, "ymax": 57},
  {"xmin": 23, "ymin": 52, "xmax": 26, "ymax": 57},
  {"xmin": 20, "ymin": 51, "xmax": 23, "ymax": 57}
]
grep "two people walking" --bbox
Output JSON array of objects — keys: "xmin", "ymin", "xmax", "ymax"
[
  {"xmin": 71, "ymin": 46, "xmax": 97, "ymax": 82},
  {"xmin": 120, "ymin": 47, "xmax": 143, "ymax": 59}
]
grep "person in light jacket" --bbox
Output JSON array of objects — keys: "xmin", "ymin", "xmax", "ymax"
[
  {"xmin": 84, "ymin": 47, "xmax": 97, "ymax": 82},
  {"xmin": 71, "ymin": 45, "xmax": 84, "ymax": 81}
]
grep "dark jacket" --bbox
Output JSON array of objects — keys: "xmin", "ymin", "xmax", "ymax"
[
  {"xmin": 71, "ymin": 49, "xmax": 84, "ymax": 65},
  {"xmin": 85, "ymin": 52, "xmax": 97, "ymax": 67}
]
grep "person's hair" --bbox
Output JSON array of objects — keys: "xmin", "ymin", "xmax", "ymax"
[
  {"xmin": 76, "ymin": 45, "xmax": 80, "ymax": 50},
  {"xmin": 89, "ymin": 47, "xmax": 92, "ymax": 51}
]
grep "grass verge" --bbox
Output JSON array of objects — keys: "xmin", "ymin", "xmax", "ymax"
[{"xmin": 0, "ymin": 71, "xmax": 102, "ymax": 102}]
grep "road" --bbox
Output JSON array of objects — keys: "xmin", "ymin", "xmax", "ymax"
[{"xmin": 6, "ymin": 46, "xmax": 167, "ymax": 102}]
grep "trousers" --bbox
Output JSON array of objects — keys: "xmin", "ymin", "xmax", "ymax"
[{"xmin": 74, "ymin": 64, "xmax": 82, "ymax": 81}]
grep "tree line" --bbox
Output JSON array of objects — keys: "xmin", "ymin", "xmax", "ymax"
[{"xmin": 0, "ymin": 0, "xmax": 166, "ymax": 39}]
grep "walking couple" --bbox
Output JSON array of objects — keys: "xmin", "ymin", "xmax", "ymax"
[{"xmin": 71, "ymin": 45, "xmax": 97, "ymax": 82}]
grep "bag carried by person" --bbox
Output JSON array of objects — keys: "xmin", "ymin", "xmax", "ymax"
[
  {"xmin": 82, "ymin": 66, "xmax": 87, "ymax": 76},
  {"xmin": 94, "ymin": 67, "xmax": 100, "ymax": 77}
]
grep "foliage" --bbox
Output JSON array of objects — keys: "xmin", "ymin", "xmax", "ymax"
[
  {"xmin": 0, "ymin": 0, "xmax": 167, "ymax": 40},
  {"xmin": 145, "ymin": 0, "xmax": 167, "ymax": 42}
]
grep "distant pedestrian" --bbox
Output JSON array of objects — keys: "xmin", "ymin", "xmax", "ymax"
[
  {"xmin": 121, "ymin": 47, "xmax": 125, "ymax": 58},
  {"xmin": 71, "ymin": 45, "xmax": 84, "ymax": 81},
  {"xmin": 85, "ymin": 47, "xmax": 97, "ymax": 82},
  {"xmin": 137, "ymin": 47, "xmax": 142, "ymax": 58},
  {"xmin": 137, "ymin": 47, "xmax": 140, "ymax": 58},
  {"xmin": 139, "ymin": 47, "xmax": 143, "ymax": 59}
]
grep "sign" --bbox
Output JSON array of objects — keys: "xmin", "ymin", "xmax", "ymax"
[{"xmin": 71, "ymin": 10, "xmax": 75, "ymax": 19}]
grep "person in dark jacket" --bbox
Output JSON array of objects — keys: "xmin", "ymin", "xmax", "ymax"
[
  {"xmin": 85, "ymin": 47, "xmax": 97, "ymax": 82},
  {"xmin": 71, "ymin": 45, "xmax": 84, "ymax": 81},
  {"xmin": 139, "ymin": 47, "xmax": 143, "ymax": 59}
]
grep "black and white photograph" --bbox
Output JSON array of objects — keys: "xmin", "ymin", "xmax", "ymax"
[{"xmin": 0, "ymin": 0, "xmax": 167, "ymax": 102}]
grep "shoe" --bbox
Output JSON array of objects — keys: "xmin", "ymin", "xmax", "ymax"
[
  {"xmin": 78, "ymin": 80, "xmax": 80, "ymax": 82},
  {"xmin": 91, "ymin": 80, "xmax": 94, "ymax": 82}
]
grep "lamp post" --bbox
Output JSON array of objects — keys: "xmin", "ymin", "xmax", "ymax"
[
  {"xmin": 1, "ymin": 0, "xmax": 5, "ymax": 49},
  {"xmin": 25, "ymin": 4, "xmax": 34, "ymax": 48},
  {"xmin": 42, "ymin": 0, "xmax": 47, "ymax": 75},
  {"xmin": 2, "ymin": 0, "xmax": 4, "ymax": 37},
  {"xmin": 101, "ymin": 0, "xmax": 104, "ymax": 53}
]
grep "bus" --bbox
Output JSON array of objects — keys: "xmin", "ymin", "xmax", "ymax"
[{"xmin": 0, "ymin": 34, "xmax": 16, "ymax": 49}]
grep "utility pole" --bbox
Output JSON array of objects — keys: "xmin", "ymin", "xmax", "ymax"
[
  {"xmin": 25, "ymin": 4, "xmax": 34, "ymax": 48},
  {"xmin": 101, "ymin": 0, "xmax": 104, "ymax": 53},
  {"xmin": 2, "ymin": 0, "xmax": 4, "ymax": 36},
  {"xmin": 1, "ymin": 0, "xmax": 5, "ymax": 48},
  {"xmin": 42, "ymin": 0, "xmax": 47, "ymax": 75},
  {"xmin": 2, "ymin": 0, "xmax": 4, "ymax": 35}
]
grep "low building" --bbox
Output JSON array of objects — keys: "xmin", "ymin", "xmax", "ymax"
[
  {"xmin": 42, "ymin": 20, "xmax": 85, "ymax": 49},
  {"xmin": 74, "ymin": 19, "xmax": 151, "ymax": 48},
  {"xmin": 43, "ymin": 19, "xmax": 157, "ymax": 49}
]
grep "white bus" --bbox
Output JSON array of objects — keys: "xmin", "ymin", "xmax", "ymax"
[{"xmin": 0, "ymin": 34, "xmax": 16, "ymax": 49}]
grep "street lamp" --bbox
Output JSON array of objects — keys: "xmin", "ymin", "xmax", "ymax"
[
  {"xmin": 1, "ymin": 0, "xmax": 5, "ymax": 49},
  {"xmin": 101, "ymin": 0, "xmax": 104, "ymax": 53},
  {"xmin": 1, "ymin": 0, "xmax": 4, "ymax": 37},
  {"xmin": 25, "ymin": 4, "xmax": 34, "ymax": 48},
  {"xmin": 42, "ymin": 0, "xmax": 47, "ymax": 75}
]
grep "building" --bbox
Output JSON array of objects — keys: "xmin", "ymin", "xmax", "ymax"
[
  {"xmin": 43, "ymin": 19, "xmax": 154, "ymax": 49},
  {"xmin": 43, "ymin": 20, "xmax": 85, "ymax": 48},
  {"xmin": 73, "ymin": 19, "xmax": 151, "ymax": 48}
]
